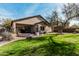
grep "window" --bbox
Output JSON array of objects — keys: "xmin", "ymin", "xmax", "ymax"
[{"xmin": 40, "ymin": 26, "xmax": 45, "ymax": 31}]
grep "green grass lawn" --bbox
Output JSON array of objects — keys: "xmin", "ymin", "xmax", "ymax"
[{"xmin": 0, "ymin": 34, "xmax": 79, "ymax": 56}]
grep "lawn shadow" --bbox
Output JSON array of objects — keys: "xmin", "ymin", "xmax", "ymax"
[
  {"xmin": 20, "ymin": 40, "xmax": 77, "ymax": 56},
  {"xmin": 28, "ymin": 41, "xmax": 77, "ymax": 56},
  {"xmin": 18, "ymin": 35, "xmax": 78, "ymax": 56},
  {"xmin": 2, "ymin": 34, "xmax": 78, "ymax": 56},
  {"xmin": 21, "ymin": 34, "xmax": 78, "ymax": 56},
  {"xmin": 43, "ymin": 34, "xmax": 78, "ymax": 56},
  {"xmin": 45, "ymin": 41, "xmax": 77, "ymax": 56},
  {"xmin": 26, "ymin": 36, "xmax": 49, "ymax": 41}
]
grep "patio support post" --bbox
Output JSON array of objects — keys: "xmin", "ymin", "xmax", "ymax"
[
  {"xmin": 38, "ymin": 24, "xmax": 40, "ymax": 33},
  {"xmin": 13, "ymin": 23, "xmax": 16, "ymax": 33}
]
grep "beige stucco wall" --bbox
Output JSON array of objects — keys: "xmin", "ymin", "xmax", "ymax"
[
  {"xmin": 12, "ymin": 17, "xmax": 52, "ymax": 33},
  {"xmin": 35, "ymin": 22, "xmax": 52, "ymax": 33},
  {"xmin": 12, "ymin": 17, "xmax": 42, "ymax": 33},
  {"xmin": 12, "ymin": 22, "xmax": 52, "ymax": 33},
  {"xmin": 45, "ymin": 26, "xmax": 52, "ymax": 33}
]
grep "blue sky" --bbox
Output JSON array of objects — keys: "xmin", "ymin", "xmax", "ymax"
[
  {"xmin": 0, "ymin": 3, "xmax": 78, "ymax": 25},
  {"xmin": 0, "ymin": 3, "xmax": 63, "ymax": 19}
]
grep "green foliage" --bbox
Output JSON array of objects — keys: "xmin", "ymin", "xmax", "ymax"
[
  {"xmin": 0, "ymin": 34, "xmax": 79, "ymax": 56},
  {"xmin": 2, "ymin": 18, "xmax": 12, "ymax": 32}
]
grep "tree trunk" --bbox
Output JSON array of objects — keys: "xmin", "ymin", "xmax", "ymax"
[{"xmin": 57, "ymin": 26, "xmax": 63, "ymax": 34}]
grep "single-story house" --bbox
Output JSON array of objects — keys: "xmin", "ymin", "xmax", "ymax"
[{"xmin": 12, "ymin": 15, "xmax": 52, "ymax": 36}]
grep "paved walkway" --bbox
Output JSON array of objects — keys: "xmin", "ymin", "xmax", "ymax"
[
  {"xmin": 0, "ymin": 34, "xmax": 40, "ymax": 46},
  {"xmin": 0, "ymin": 33, "xmax": 46, "ymax": 47},
  {"xmin": 0, "ymin": 36, "xmax": 25, "ymax": 46}
]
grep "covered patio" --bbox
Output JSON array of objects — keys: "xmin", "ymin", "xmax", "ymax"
[
  {"xmin": 13, "ymin": 22, "xmax": 44, "ymax": 37},
  {"xmin": 12, "ymin": 15, "xmax": 51, "ymax": 37}
]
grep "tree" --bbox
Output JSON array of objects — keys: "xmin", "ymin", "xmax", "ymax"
[
  {"xmin": 47, "ymin": 10, "xmax": 59, "ymax": 32},
  {"xmin": 47, "ymin": 3, "xmax": 79, "ymax": 34},
  {"xmin": 47, "ymin": 10, "xmax": 64, "ymax": 33},
  {"xmin": 60, "ymin": 3, "xmax": 76, "ymax": 33},
  {"xmin": 65, "ymin": 3, "xmax": 79, "ymax": 19},
  {"xmin": 2, "ymin": 18, "xmax": 12, "ymax": 32},
  {"xmin": 62, "ymin": 3, "xmax": 79, "ymax": 28},
  {"xmin": 56, "ymin": 3, "xmax": 79, "ymax": 34}
]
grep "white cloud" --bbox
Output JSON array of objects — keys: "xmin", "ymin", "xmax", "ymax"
[
  {"xmin": 56, "ymin": 3, "xmax": 65, "ymax": 20},
  {"xmin": 38, "ymin": 4, "xmax": 64, "ymax": 19},
  {"xmin": 69, "ymin": 20, "xmax": 79, "ymax": 26},
  {"xmin": 24, "ymin": 4, "xmax": 39, "ymax": 17},
  {"xmin": 39, "ymin": 4, "xmax": 64, "ymax": 17},
  {"xmin": 57, "ymin": 4, "xmax": 63, "ymax": 13},
  {"xmin": 0, "ymin": 8, "xmax": 14, "ymax": 24},
  {"xmin": 0, "ymin": 8, "xmax": 12, "ymax": 16},
  {"xmin": 24, "ymin": 3, "xmax": 65, "ymax": 20},
  {"xmin": 35, "ymin": 4, "xmax": 55, "ymax": 17},
  {"xmin": 37, "ymin": 8, "xmax": 52, "ymax": 17},
  {"xmin": 0, "ymin": 8, "xmax": 14, "ymax": 19},
  {"xmin": 24, "ymin": 4, "xmax": 55, "ymax": 18}
]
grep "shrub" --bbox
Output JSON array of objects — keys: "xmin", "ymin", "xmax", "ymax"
[{"xmin": 1, "ymin": 31, "xmax": 13, "ymax": 41}]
